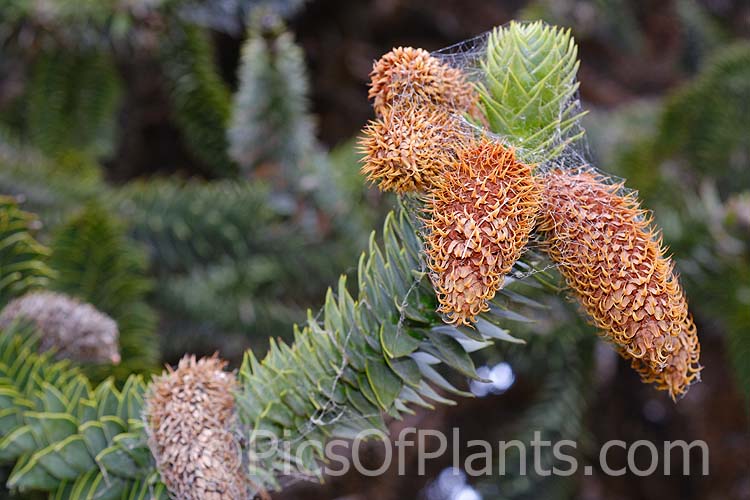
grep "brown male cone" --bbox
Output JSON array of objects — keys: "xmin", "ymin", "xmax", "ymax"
[
  {"xmin": 537, "ymin": 167, "xmax": 701, "ymax": 399},
  {"xmin": 368, "ymin": 46, "xmax": 476, "ymax": 117},
  {"xmin": 145, "ymin": 355, "xmax": 249, "ymax": 500},
  {"xmin": 426, "ymin": 136, "xmax": 541, "ymax": 325},
  {"xmin": 0, "ymin": 291, "xmax": 120, "ymax": 364},
  {"xmin": 359, "ymin": 101, "xmax": 465, "ymax": 193}
]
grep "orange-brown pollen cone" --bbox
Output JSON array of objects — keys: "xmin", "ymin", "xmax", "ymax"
[
  {"xmin": 426, "ymin": 137, "xmax": 541, "ymax": 325},
  {"xmin": 360, "ymin": 102, "xmax": 465, "ymax": 193},
  {"xmin": 368, "ymin": 46, "xmax": 476, "ymax": 117},
  {"xmin": 537, "ymin": 168, "xmax": 701, "ymax": 399}
]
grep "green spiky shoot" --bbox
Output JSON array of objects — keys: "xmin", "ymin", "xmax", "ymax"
[{"xmin": 477, "ymin": 20, "xmax": 587, "ymax": 163}]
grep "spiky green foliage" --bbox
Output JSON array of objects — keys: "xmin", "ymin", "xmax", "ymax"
[
  {"xmin": 657, "ymin": 42, "xmax": 750, "ymax": 191},
  {"xmin": 235, "ymin": 21, "xmax": 590, "ymax": 491},
  {"xmin": 237, "ymin": 207, "xmax": 543, "ymax": 491},
  {"xmin": 154, "ymin": 256, "xmax": 307, "ymax": 361},
  {"xmin": 477, "ymin": 20, "xmax": 585, "ymax": 162},
  {"xmin": 228, "ymin": 16, "xmax": 315, "ymax": 178},
  {"xmin": 0, "ymin": 323, "xmax": 167, "ymax": 498},
  {"xmin": 0, "ymin": 17, "xmax": 647, "ymax": 498},
  {"xmin": 0, "ymin": 132, "xmax": 104, "ymax": 226},
  {"xmin": 25, "ymin": 48, "xmax": 121, "ymax": 159},
  {"xmin": 116, "ymin": 177, "xmax": 359, "ymax": 358},
  {"xmin": 115, "ymin": 148, "xmax": 364, "ymax": 279},
  {"xmin": 116, "ymin": 179, "xmax": 279, "ymax": 273},
  {"xmin": 0, "ymin": 197, "xmax": 54, "ymax": 308},
  {"xmin": 477, "ymin": 322, "xmax": 594, "ymax": 500},
  {"xmin": 0, "ymin": 205, "xmax": 545, "ymax": 497},
  {"xmin": 161, "ymin": 21, "xmax": 235, "ymax": 177},
  {"xmin": 48, "ymin": 205, "xmax": 159, "ymax": 379},
  {"xmin": 0, "ymin": 201, "xmax": 164, "ymax": 498}
]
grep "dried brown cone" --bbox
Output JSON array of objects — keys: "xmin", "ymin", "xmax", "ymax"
[
  {"xmin": 426, "ymin": 137, "xmax": 541, "ymax": 325},
  {"xmin": 145, "ymin": 355, "xmax": 248, "ymax": 500},
  {"xmin": 368, "ymin": 46, "xmax": 476, "ymax": 116},
  {"xmin": 0, "ymin": 291, "xmax": 120, "ymax": 364},
  {"xmin": 359, "ymin": 101, "xmax": 465, "ymax": 193},
  {"xmin": 537, "ymin": 167, "xmax": 701, "ymax": 398}
]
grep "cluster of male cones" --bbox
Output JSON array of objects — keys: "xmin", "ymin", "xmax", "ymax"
[
  {"xmin": 360, "ymin": 47, "xmax": 701, "ymax": 399},
  {"xmin": 138, "ymin": 40, "xmax": 701, "ymax": 500}
]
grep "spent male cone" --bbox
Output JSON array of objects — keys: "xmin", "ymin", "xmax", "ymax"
[
  {"xmin": 0, "ymin": 291, "xmax": 120, "ymax": 364},
  {"xmin": 145, "ymin": 355, "xmax": 248, "ymax": 500}
]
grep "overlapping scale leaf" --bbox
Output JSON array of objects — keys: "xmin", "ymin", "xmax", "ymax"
[
  {"xmin": 238, "ymin": 207, "xmax": 544, "ymax": 493},
  {"xmin": 477, "ymin": 20, "xmax": 586, "ymax": 162},
  {"xmin": 116, "ymin": 179, "xmax": 280, "ymax": 273},
  {"xmin": 4, "ymin": 376, "xmax": 159, "ymax": 497},
  {"xmin": 160, "ymin": 20, "xmax": 235, "ymax": 177},
  {"xmin": 0, "ymin": 324, "xmax": 163, "ymax": 497},
  {"xmin": 0, "ymin": 196, "xmax": 54, "ymax": 308}
]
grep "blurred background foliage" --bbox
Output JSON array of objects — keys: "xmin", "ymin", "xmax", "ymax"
[{"xmin": 0, "ymin": 0, "xmax": 748, "ymax": 499}]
